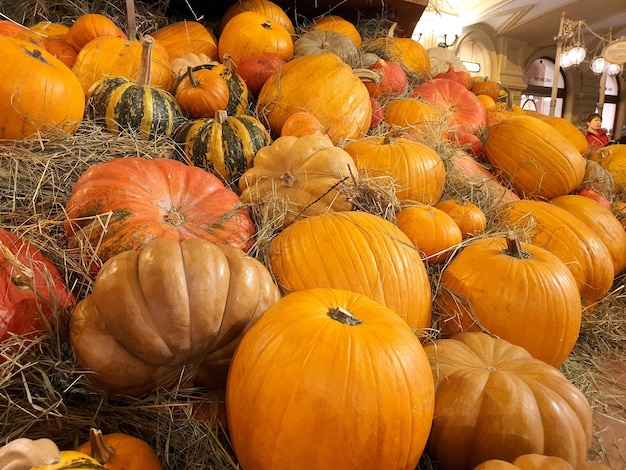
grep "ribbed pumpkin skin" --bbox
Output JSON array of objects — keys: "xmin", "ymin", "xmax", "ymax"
[
  {"xmin": 175, "ymin": 112, "xmax": 271, "ymax": 188},
  {"xmin": 551, "ymin": 194, "xmax": 626, "ymax": 275},
  {"xmin": 257, "ymin": 53, "xmax": 372, "ymax": 144},
  {"xmin": 70, "ymin": 237, "xmax": 280, "ymax": 397},
  {"xmin": 72, "ymin": 36, "xmax": 175, "ymax": 94},
  {"xmin": 87, "ymin": 76, "xmax": 185, "ymax": 139},
  {"xmin": 219, "ymin": 0, "xmax": 296, "ymax": 36},
  {"xmin": 342, "ymin": 136, "xmax": 446, "ymax": 204},
  {"xmin": 484, "ymin": 116, "xmax": 586, "ymax": 199},
  {"xmin": 269, "ymin": 211, "xmax": 432, "ymax": 331},
  {"xmin": 0, "ymin": 37, "xmax": 84, "ymax": 140},
  {"xmin": 150, "ymin": 20, "xmax": 218, "ymax": 61},
  {"xmin": 227, "ymin": 288, "xmax": 435, "ymax": 470},
  {"xmin": 499, "ymin": 199, "xmax": 614, "ymax": 307},
  {"xmin": 64, "ymin": 157, "xmax": 255, "ymax": 274},
  {"xmin": 383, "ymin": 98, "xmax": 445, "ymax": 140},
  {"xmin": 536, "ymin": 115, "xmax": 589, "ymax": 154},
  {"xmin": 435, "ymin": 236, "xmax": 582, "ymax": 367},
  {"xmin": 423, "ymin": 333, "xmax": 593, "ymax": 470}
]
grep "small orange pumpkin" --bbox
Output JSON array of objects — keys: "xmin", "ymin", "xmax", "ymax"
[
  {"xmin": 280, "ymin": 111, "xmax": 325, "ymax": 137},
  {"xmin": 435, "ymin": 199, "xmax": 487, "ymax": 239},
  {"xmin": 174, "ymin": 66, "xmax": 230, "ymax": 118},
  {"xmin": 75, "ymin": 428, "xmax": 162, "ymax": 469},
  {"xmin": 64, "ymin": 13, "xmax": 127, "ymax": 52}
]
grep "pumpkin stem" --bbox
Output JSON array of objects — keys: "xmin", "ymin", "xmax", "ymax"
[
  {"xmin": 88, "ymin": 428, "xmax": 116, "ymax": 464},
  {"xmin": 215, "ymin": 110, "xmax": 228, "ymax": 124},
  {"xmin": 222, "ymin": 54, "xmax": 233, "ymax": 71},
  {"xmin": 186, "ymin": 66, "xmax": 199, "ymax": 88},
  {"xmin": 261, "ymin": 20, "xmax": 272, "ymax": 30},
  {"xmin": 280, "ymin": 171, "xmax": 296, "ymax": 188},
  {"xmin": 136, "ymin": 35, "xmax": 154, "ymax": 86},
  {"xmin": 165, "ymin": 208, "xmax": 185, "ymax": 226},
  {"xmin": 504, "ymin": 231, "xmax": 530, "ymax": 259},
  {"xmin": 353, "ymin": 68, "xmax": 382, "ymax": 84},
  {"xmin": 328, "ymin": 306, "xmax": 363, "ymax": 326},
  {"xmin": 0, "ymin": 243, "xmax": 34, "ymax": 291},
  {"xmin": 387, "ymin": 22, "xmax": 398, "ymax": 38}
]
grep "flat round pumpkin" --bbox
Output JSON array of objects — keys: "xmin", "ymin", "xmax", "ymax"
[{"xmin": 64, "ymin": 157, "xmax": 255, "ymax": 275}]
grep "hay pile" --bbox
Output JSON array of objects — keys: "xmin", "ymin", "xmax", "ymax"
[{"xmin": 0, "ymin": 2, "xmax": 624, "ymax": 469}]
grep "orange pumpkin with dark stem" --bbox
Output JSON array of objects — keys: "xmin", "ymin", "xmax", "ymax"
[
  {"xmin": 64, "ymin": 157, "xmax": 255, "ymax": 276},
  {"xmin": 75, "ymin": 429, "xmax": 162, "ymax": 469},
  {"xmin": 269, "ymin": 211, "xmax": 433, "ymax": 331},
  {"xmin": 436, "ymin": 233, "xmax": 582, "ymax": 367},
  {"xmin": 424, "ymin": 332, "xmax": 593, "ymax": 470},
  {"xmin": 174, "ymin": 66, "xmax": 230, "ymax": 118},
  {"xmin": 227, "ymin": 288, "xmax": 435, "ymax": 470}
]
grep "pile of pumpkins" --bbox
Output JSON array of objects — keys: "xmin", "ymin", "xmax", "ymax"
[{"xmin": 2, "ymin": 0, "xmax": 626, "ymax": 469}]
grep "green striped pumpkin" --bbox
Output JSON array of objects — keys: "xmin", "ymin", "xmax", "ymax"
[
  {"xmin": 173, "ymin": 56, "xmax": 249, "ymax": 116},
  {"xmin": 86, "ymin": 76, "xmax": 185, "ymax": 139},
  {"xmin": 175, "ymin": 110, "xmax": 271, "ymax": 189}
]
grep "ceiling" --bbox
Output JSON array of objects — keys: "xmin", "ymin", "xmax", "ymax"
[{"xmin": 435, "ymin": 0, "xmax": 626, "ymax": 51}]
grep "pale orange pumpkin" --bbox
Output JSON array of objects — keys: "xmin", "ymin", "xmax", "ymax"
[
  {"xmin": 280, "ymin": 111, "xmax": 325, "ymax": 137},
  {"xmin": 151, "ymin": 20, "xmax": 218, "ymax": 62},
  {"xmin": 383, "ymin": 97, "xmax": 446, "ymax": 141},
  {"xmin": 372, "ymin": 22, "xmax": 430, "ymax": 77}
]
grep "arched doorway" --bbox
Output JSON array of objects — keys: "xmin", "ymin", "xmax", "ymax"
[
  {"xmin": 521, "ymin": 58, "xmax": 565, "ymax": 116},
  {"xmin": 457, "ymin": 39, "xmax": 491, "ymax": 78}
]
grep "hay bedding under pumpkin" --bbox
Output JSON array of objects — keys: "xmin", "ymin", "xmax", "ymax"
[{"xmin": 0, "ymin": 3, "xmax": 624, "ymax": 469}]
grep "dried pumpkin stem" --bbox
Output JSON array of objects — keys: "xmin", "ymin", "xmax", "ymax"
[
  {"xmin": 328, "ymin": 306, "xmax": 363, "ymax": 326},
  {"xmin": 504, "ymin": 231, "xmax": 530, "ymax": 259},
  {"xmin": 353, "ymin": 68, "xmax": 382, "ymax": 84},
  {"xmin": 0, "ymin": 243, "xmax": 34, "ymax": 290},
  {"xmin": 136, "ymin": 35, "xmax": 154, "ymax": 86},
  {"xmin": 88, "ymin": 428, "xmax": 116, "ymax": 464},
  {"xmin": 125, "ymin": 0, "xmax": 137, "ymax": 41}
]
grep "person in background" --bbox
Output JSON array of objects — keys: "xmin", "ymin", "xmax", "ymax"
[{"xmin": 584, "ymin": 113, "xmax": 611, "ymax": 150}]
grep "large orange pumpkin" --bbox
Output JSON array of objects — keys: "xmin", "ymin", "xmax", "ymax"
[
  {"xmin": 218, "ymin": 0, "xmax": 295, "ymax": 36},
  {"xmin": 342, "ymin": 135, "xmax": 446, "ymax": 205},
  {"xmin": 269, "ymin": 211, "xmax": 432, "ymax": 332},
  {"xmin": 424, "ymin": 332, "xmax": 593, "ymax": 470},
  {"xmin": 257, "ymin": 53, "xmax": 372, "ymax": 144},
  {"xmin": 484, "ymin": 115, "xmax": 586, "ymax": 199},
  {"xmin": 0, "ymin": 37, "xmax": 84, "ymax": 140},
  {"xmin": 64, "ymin": 157, "xmax": 255, "ymax": 275},
  {"xmin": 372, "ymin": 22, "xmax": 430, "ymax": 77},
  {"xmin": 150, "ymin": 20, "xmax": 218, "ymax": 61},
  {"xmin": 227, "ymin": 288, "xmax": 435, "ymax": 470},
  {"xmin": 474, "ymin": 454, "xmax": 612, "ymax": 470},
  {"xmin": 588, "ymin": 143, "xmax": 626, "ymax": 190},
  {"xmin": 435, "ymin": 234, "xmax": 582, "ymax": 367}
]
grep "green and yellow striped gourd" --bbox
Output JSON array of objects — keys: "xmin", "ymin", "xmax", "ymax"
[
  {"xmin": 86, "ymin": 35, "xmax": 185, "ymax": 140},
  {"xmin": 175, "ymin": 110, "xmax": 271, "ymax": 188}
]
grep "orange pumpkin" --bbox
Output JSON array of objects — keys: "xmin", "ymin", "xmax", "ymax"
[
  {"xmin": 0, "ymin": 37, "xmax": 84, "ymax": 140},
  {"xmin": 219, "ymin": 0, "xmax": 295, "ymax": 36},
  {"xmin": 43, "ymin": 38, "xmax": 78, "ymax": 68},
  {"xmin": 396, "ymin": 204, "xmax": 462, "ymax": 264},
  {"xmin": 280, "ymin": 111, "xmax": 325, "ymax": 137},
  {"xmin": 474, "ymin": 454, "xmax": 612, "ymax": 470},
  {"xmin": 312, "ymin": 14, "xmax": 362, "ymax": 47},
  {"xmin": 174, "ymin": 66, "xmax": 230, "ymax": 118},
  {"xmin": 269, "ymin": 211, "xmax": 433, "ymax": 331},
  {"xmin": 471, "ymin": 78, "xmax": 501, "ymax": 100},
  {"xmin": 218, "ymin": 11, "xmax": 293, "ymax": 71},
  {"xmin": 151, "ymin": 20, "xmax": 218, "ymax": 61},
  {"xmin": 424, "ymin": 332, "xmax": 593, "ymax": 470},
  {"xmin": 435, "ymin": 234, "xmax": 582, "ymax": 367},
  {"xmin": 227, "ymin": 288, "xmax": 435, "ymax": 470},
  {"xmin": 257, "ymin": 53, "xmax": 372, "ymax": 144},
  {"xmin": 64, "ymin": 13, "xmax": 127, "ymax": 52},
  {"xmin": 484, "ymin": 115, "xmax": 586, "ymax": 199},
  {"xmin": 342, "ymin": 135, "xmax": 446, "ymax": 205},
  {"xmin": 372, "ymin": 22, "xmax": 430, "ymax": 77},
  {"xmin": 383, "ymin": 97, "xmax": 446, "ymax": 141},
  {"xmin": 435, "ymin": 199, "xmax": 487, "ymax": 239},
  {"xmin": 75, "ymin": 429, "xmax": 162, "ymax": 469}
]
